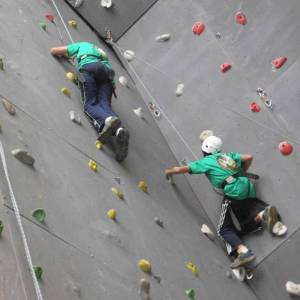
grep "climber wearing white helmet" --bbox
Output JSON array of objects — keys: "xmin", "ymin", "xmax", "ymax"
[{"xmin": 164, "ymin": 135, "xmax": 287, "ymax": 269}]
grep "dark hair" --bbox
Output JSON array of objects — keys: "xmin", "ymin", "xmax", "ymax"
[{"xmin": 202, "ymin": 151, "xmax": 211, "ymax": 157}]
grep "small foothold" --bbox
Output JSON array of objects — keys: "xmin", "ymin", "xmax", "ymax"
[
  {"xmin": 61, "ymin": 87, "xmax": 71, "ymax": 97},
  {"xmin": 40, "ymin": 22, "xmax": 47, "ymax": 31},
  {"xmin": 138, "ymin": 259, "xmax": 152, "ymax": 273},
  {"xmin": 154, "ymin": 217, "xmax": 164, "ymax": 227},
  {"xmin": 107, "ymin": 209, "xmax": 117, "ymax": 220},
  {"xmin": 119, "ymin": 76, "xmax": 129, "ymax": 87},
  {"xmin": 226, "ymin": 271, "xmax": 233, "ymax": 279},
  {"xmin": 0, "ymin": 220, "xmax": 4, "ymax": 235},
  {"xmin": 113, "ymin": 177, "xmax": 121, "ymax": 185},
  {"xmin": 272, "ymin": 56, "xmax": 287, "ymax": 69},
  {"xmin": 250, "ymin": 102, "xmax": 261, "ymax": 112},
  {"xmin": 176, "ymin": 83, "xmax": 184, "ymax": 96},
  {"xmin": 0, "ymin": 58, "xmax": 4, "ymax": 70},
  {"xmin": 123, "ymin": 50, "xmax": 135, "ymax": 61},
  {"xmin": 133, "ymin": 107, "xmax": 144, "ymax": 119},
  {"xmin": 235, "ymin": 11, "xmax": 247, "ymax": 25},
  {"xmin": 165, "ymin": 173, "xmax": 175, "ymax": 185},
  {"xmin": 220, "ymin": 63, "xmax": 232, "ymax": 72},
  {"xmin": 138, "ymin": 181, "xmax": 148, "ymax": 193},
  {"xmin": 286, "ymin": 281, "xmax": 300, "ymax": 296},
  {"xmin": 272, "ymin": 221, "xmax": 287, "ymax": 236},
  {"xmin": 88, "ymin": 160, "xmax": 97, "ymax": 171},
  {"xmin": 199, "ymin": 130, "xmax": 214, "ymax": 142},
  {"xmin": 185, "ymin": 288, "xmax": 195, "ymax": 300},
  {"xmin": 95, "ymin": 140, "xmax": 103, "ymax": 150},
  {"xmin": 32, "ymin": 209, "xmax": 46, "ymax": 223},
  {"xmin": 192, "ymin": 22, "xmax": 205, "ymax": 35},
  {"xmin": 101, "ymin": 0, "xmax": 112, "ymax": 8},
  {"xmin": 73, "ymin": 0, "xmax": 84, "ymax": 8},
  {"xmin": 111, "ymin": 187, "xmax": 124, "ymax": 200},
  {"xmin": 139, "ymin": 278, "xmax": 150, "ymax": 300},
  {"xmin": 66, "ymin": 72, "xmax": 76, "ymax": 82},
  {"xmin": 155, "ymin": 33, "xmax": 171, "ymax": 42},
  {"xmin": 33, "ymin": 266, "xmax": 43, "ymax": 279},
  {"xmin": 185, "ymin": 262, "xmax": 199, "ymax": 277},
  {"xmin": 69, "ymin": 111, "xmax": 81, "ymax": 124},
  {"xmin": 215, "ymin": 32, "xmax": 221, "ymax": 39},
  {"xmin": 68, "ymin": 20, "xmax": 77, "ymax": 28},
  {"xmin": 45, "ymin": 13, "xmax": 54, "ymax": 23},
  {"xmin": 201, "ymin": 224, "xmax": 215, "ymax": 241},
  {"xmin": 11, "ymin": 149, "xmax": 35, "ymax": 166},
  {"xmin": 2, "ymin": 98, "xmax": 16, "ymax": 115},
  {"xmin": 278, "ymin": 141, "xmax": 293, "ymax": 155}
]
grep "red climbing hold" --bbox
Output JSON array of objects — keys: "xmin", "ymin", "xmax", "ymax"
[
  {"xmin": 235, "ymin": 12, "xmax": 247, "ymax": 25},
  {"xmin": 250, "ymin": 102, "xmax": 261, "ymax": 112},
  {"xmin": 220, "ymin": 63, "xmax": 232, "ymax": 72},
  {"xmin": 45, "ymin": 14, "xmax": 54, "ymax": 23},
  {"xmin": 192, "ymin": 22, "xmax": 205, "ymax": 35},
  {"xmin": 272, "ymin": 56, "xmax": 287, "ymax": 69},
  {"xmin": 278, "ymin": 141, "xmax": 293, "ymax": 155}
]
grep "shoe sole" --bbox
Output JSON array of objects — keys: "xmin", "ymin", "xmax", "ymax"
[
  {"xmin": 267, "ymin": 206, "xmax": 279, "ymax": 234},
  {"xmin": 115, "ymin": 129, "xmax": 129, "ymax": 162},
  {"xmin": 98, "ymin": 117, "xmax": 121, "ymax": 144},
  {"xmin": 231, "ymin": 255, "xmax": 256, "ymax": 269}
]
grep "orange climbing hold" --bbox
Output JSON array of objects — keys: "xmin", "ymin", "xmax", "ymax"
[
  {"xmin": 220, "ymin": 63, "xmax": 232, "ymax": 72},
  {"xmin": 278, "ymin": 141, "xmax": 293, "ymax": 155},
  {"xmin": 272, "ymin": 56, "xmax": 287, "ymax": 69},
  {"xmin": 192, "ymin": 22, "xmax": 205, "ymax": 35},
  {"xmin": 45, "ymin": 13, "xmax": 54, "ymax": 23},
  {"xmin": 235, "ymin": 11, "xmax": 247, "ymax": 25},
  {"xmin": 250, "ymin": 102, "xmax": 261, "ymax": 112}
]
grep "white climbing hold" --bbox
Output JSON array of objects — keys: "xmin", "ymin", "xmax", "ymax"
[
  {"xmin": 154, "ymin": 217, "xmax": 164, "ymax": 227},
  {"xmin": 155, "ymin": 33, "xmax": 171, "ymax": 42},
  {"xmin": 11, "ymin": 149, "xmax": 35, "ymax": 166},
  {"xmin": 1, "ymin": 98, "xmax": 16, "ymax": 115},
  {"xmin": 123, "ymin": 50, "xmax": 135, "ymax": 61},
  {"xmin": 272, "ymin": 221, "xmax": 287, "ymax": 236},
  {"xmin": 74, "ymin": 0, "xmax": 84, "ymax": 8},
  {"xmin": 286, "ymin": 281, "xmax": 300, "ymax": 296},
  {"xmin": 101, "ymin": 0, "xmax": 112, "ymax": 8},
  {"xmin": 119, "ymin": 76, "xmax": 129, "ymax": 87},
  {"xmin": 139, "ymin": 278, "xmax": 150, "ymax": 300},
  {"xmin": 175, "ymin": 83, "xmax": 184, "ymax": 96},
  {"xmin": 133, "ymin": 107, "xmax": 144, "ymax": 119},
  {"xmin": 199, "ymin": 130, "xmax": 214, "ymax": 142},
  {"xmin": 201, "ymin": 224, "xmax": 215, "ymax": 241},
  {"xmin": 69, "ymin": 111, "xmax": 81, "ymax": 125},
  {"xmin": 216, "ymin": 32, "xmax": 221, "ymax": 39},
  {"xmin": 232, "ymin": 267, "xmax": 246, "ymax": 281}
]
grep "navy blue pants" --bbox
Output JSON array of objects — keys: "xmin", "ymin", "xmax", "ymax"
[{"xmin": 80, "ymin": 62, "xmax": 117, "ymax": 132}]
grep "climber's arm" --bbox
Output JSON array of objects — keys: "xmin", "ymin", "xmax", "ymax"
[
  {"xmin": 165, "ymin": 166, "xmax": 190, "ymax": 176},
  {"xmin": 50, "ymin": 46, "xmax": 69, "ymax": 58}
]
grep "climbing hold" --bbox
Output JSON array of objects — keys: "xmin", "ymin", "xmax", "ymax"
[
  {"xmin": 185, "ymin": 262, "xmax": 199, "ymax": 276},
  {"xmin": 11, "ymin": 149, "xmax": 35, "ymax": 166},
  {"xmin": 139, "ymin": 278, "xmax": 150, "ymax": 300},
  {"xmin": 272, "ymin": 56, "xmax": 287, "ymax": 69},
  {"xmin": 272, "ymin": 221, "xmax": 288, "ymax": 236},
  {"xmin": 88, "ymin": 160, "xmax": 97, "ymax": 171},
  {"xmin": 215, "ymin": 32, "xmax": 221, "ymax": 39},
  {"xmin": 199, "ymin": 130, "xmax": 214, "ymax": 142},
  {"xmin": 220, "ymin": 63, "xmax": 232, "ymax": 72},
  {"xmin": 66, "ymin": 72, "xmax": 76, "ymax": 82},
  {"xmin": 278, "ymin": 141, "xmax": 293, "ymax": 155},
  {"xmin": 226, "ymin": 271, "xmax": 233, "ymax": 279},
  {"xmin": 123, "ymin": 50, "xmax": 135, "ymax": 61},
  {"xmin": 0, "ymin": 58, "xmax": 4, "ymax": 70},
  {"xmin": 166, "ymin": 173, "xmax": 175, "ymax": 185},
  {"xmin": 68, "ymin": 20, "xmax": 77, "ymax": 28},
  {"xmin": 33, "ymin": 266, "xmax": 43, "ymax": 279},
  {"xmin": 257, "ymin": 88, "xmax": 272, "ymax": 107},
  {"xmin": 192, "ymin": 22, "xmax": 205, "ymax": 35},
  {"xmin": 286, "ymin": 281, "xmax": 300, "ymax": 296},
  {"xmin": 250, "ymin": 102, "xmax": 261, "ymax": 112},
  {"xmin": 101, "ymin": 0, "xmax": 113, "ymax": 8},
  {"xmin": 138, "ymin": 259, "xmax": 152, "ymax": 273},
  {"xmin": 45, "ymin": 13, "xmax": 54, "ymax": 23},
  {"xmin": 200, "ymin": 224, "xmax": 215, "ymax": 241},
  {"xmin": 119, "ymin": 76, "xmax": 129, "ymax": 87},
  {"xmin": 176, "ymin": 83, "xmax": 184, "ymax": 96},
  {"xmin": 1, "ymin": 98, "xmax": 16, "ymax": 115},
  {"xmin": 185, "ymin": 288, "xmax": 195, "ymax": 300},
  {"xmin": 155, "ymin": 33, "xmax": 171, "ymax": 42},
  {"xmin": 40, "ymin": 22, "xmax": 47, "ymax": 31},
  {"xmin": 61, "ymin": 87, "xmax": 71, "ymax": 97},
  {"xmin": 95, "ymin": 140, "xmax": 103, "ymax": 150},
  {"xmin": 133, "ymin": 107, "xmax": 144, "ymax": 119},
  {"xmin": 0, "ymin": 220, "xmax": 4, "ymax": 235},
  {"xmin": 107, "ymin": 209, "xmax": 117, "ymax": 220},
  {"xmin": 138, "ymin": 181, "xmax": 148, "ymax": 193},
  {"xmin": 154, "ymin": 217, "xmax": 164, "ymax": 227},
  {"xmin": 232, "ymin": 267, "xmax": 246, "ymax": 281},
  {"xmin": 68, "ymin": 0, "xmax": 84, "ymax": 8},
  {"xmin": 69, "ymin": 111, "xmax": 81, "ymax": 124},
  {"xmin": 32, "ymin": 208, "xmax": 46, "ymax": 223},
  {"xmin": 111, "ymin": 187, "xmax": 124, "ymax": 200},
  {"xmin": 235, "ymin": 11, "xmax": 247, "ymax": 25}
]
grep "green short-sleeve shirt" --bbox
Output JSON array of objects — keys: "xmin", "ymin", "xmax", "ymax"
[
  {"xmin": 67, "ymin": 42, "xmax": 113, "ymax": 71},
  {"xmin": 188, "ymin": 152, "xmax": 256, "ymax": 200}
]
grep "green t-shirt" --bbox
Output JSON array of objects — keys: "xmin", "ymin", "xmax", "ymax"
[
  {"xmin": 188, "ymin": 152, "xmax": 256, "ymax": 200},
  {"xmin": 67, "ymin": 42, "xmax": 113, "ymax": 71}
]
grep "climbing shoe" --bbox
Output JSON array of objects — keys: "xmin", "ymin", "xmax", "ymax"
[
  {"xmin": 230, "ymin": 250, "xmax": 256, "ymax": 269},
  {"xmin": 98, "ymin": 116, "xmax": 121, "ymax": 144},
  {"xmin": 263, "ymin": 206, "xmax": 279, "ymax": 234},
  {"xmin": 115, "ymin": 127, "xmax": 129, "ymax": 162}
]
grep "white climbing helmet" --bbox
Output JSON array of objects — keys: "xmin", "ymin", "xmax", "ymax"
[{"xmin": 201, "ymin": 136, "xmax": 223, "ymax": 154}]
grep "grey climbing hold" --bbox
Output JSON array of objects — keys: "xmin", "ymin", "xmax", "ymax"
[
  {"xmin": 0, "ymin": 58, "xmax": 4, "ymax": 70},
  {"xmin": 165, "ymin": 173, "xmax": 175, "ymax": 185},
  {"xmin": 176, "ymin": 83, "xmax": 184, "ymax": 96},
  {"xmin": 215, "ymin": 32, "xmax": 221, "ymax": 39},
  {"xmin": 155, "ymin": 33, "xmax": 171, "ymax": 42},
  {"xmin": 101, "ymin": 0, "xmax": 113, "ymax": 8},
  {"xmin": 1, "ymin": 98, "xmax": 16, "ymax": 115},
  {"xmin": 226, "ymin": 271, "xmax": 233, "ymax": 279},
  {"xmin": 201, "ymin": 224, "xmax": 215, "ymax": 241},
  {"xmin": 114, "ymin": 177, "xmax": 121, "ymax": 185},
  {"xmin": 66, "ymin": 0, "xmax": 84, "ymax": 8},
  {"xmin": 32, "ymin": 208, "xmax": 46, "ymax": 223},
  {"xmin": 69, "ymin": 111, "xmax": 81, "ymax": 125},
  {"xmin": 133, "ymin": 107, "xmax": 144, "ymax": 119},
  {"xmin": 119, "ymin": 76, "xmax": 129, "ymax": 87},
  {"xmin": 286, "ymin": 281, "xmax": 300, "ymax": 296},
  {"xmin": 139, "ymin": 278, "xmax": 150, "ymax": 300},
  {"xmin": 11, "ymin": 149, "xmax": 35, "ymax": 166},
  {"xmin": 33, "ymin": 266, "xmax": 43, "ymax": 280},
  {"xmin": 123, "ymin": 50, "xmax": 135, "ymax": 61},
  {"xmin": 199, "ymin": 130, "xmax": 214, "ymax": 142},
  {"xmin": 154, "ymin": 217, "xmax": 164, "ymax": 227},
  {"xmin": 0, "ymin": 220, "xmax": 4, "ymax": 235}
]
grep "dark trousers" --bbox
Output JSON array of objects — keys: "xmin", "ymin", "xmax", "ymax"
[{"xmin": 80, "ymin": 62, "xmax": 117, "ymax": 132}]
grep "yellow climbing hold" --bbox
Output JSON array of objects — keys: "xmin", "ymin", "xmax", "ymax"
[
  {"xmin": 138, "ymin": 259, "xmax": 152, "ymax": 273},
  {"xmin": 185, "ymin": 262, "xmax": 199, "ymax": 277},
  {"xmin": 68, "ymin": 20, "xmax": 77, "ymax": 28},
  {"xmin": 61, "ymin": 87, "xmax": 71, "ymax": 97},
  {"xmin": 138, "ymin": 181, "xmax": 148, "ymax": 193},
  {"xmin": 111, "ymin": 187, "xmax": 124, "ymax": 200},
  {"xmin": 88, "ymin": 160, "xmax": 97, "ymax": 171},
  {"xmin": 107, "ymin": 209, "xmax": 117, "ymax": 220},
  {"xmin": 95, "ymin": 140, "xmax": 103, "ymax": 150},
  {"xmin": 66, "ymin": 72, "xmax": 76, "ymax": 82}
]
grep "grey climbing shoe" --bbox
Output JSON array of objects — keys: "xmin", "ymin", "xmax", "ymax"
[
  {"xmin": 115, "ymin": 128, "xmax": 129, "ymax": 162},
  {"xmin": 230, "ymin": 250, "xmax": 256, "ymax": 269},
  {"xmin": 98, "ymin": 116, "xmax": 121, "ymax": 144},
  {"xmin": 263, "ymin": 206, "xmax": 279, "ymax": 234}
]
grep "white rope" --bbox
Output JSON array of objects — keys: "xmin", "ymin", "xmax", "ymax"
[{"xmin": 0, "ymin": 141, "xmax": 44, "ymax": 300}]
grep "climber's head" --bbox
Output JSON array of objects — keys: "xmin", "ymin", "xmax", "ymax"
[{"xmin": 201, "ymin": 136, "xmax": 223, "ymax": 155}]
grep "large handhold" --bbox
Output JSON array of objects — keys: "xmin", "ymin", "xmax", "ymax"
[
  {"xmin": 11, "ymin": 149, "xmax": 35, "ymax": 166},
  {"xmin": 1, "ymin": 97, "xmax": 16, "ymax": 115}
]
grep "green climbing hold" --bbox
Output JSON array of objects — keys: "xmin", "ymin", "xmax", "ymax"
[
  {"xmin": 33, "ymin": 266, "xmax": 43, "ymax": 279},
  {"xmin": 32, "ymin": 208, "xmax": 46, "ymax": 223},
  {"xmin": 40, "ymin": 22, "xmax": 47, "ymax": 31},
  {"xmin": 0, "ymin": 220, "xmax": 4, "ymax": 235},
  {"xmin": 185, "ymin": 288, "xmax": 195, "ymax": 300},
  {"xmin": 0, "ymin": 58, "xmax": 4, "ymax": 71}
]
